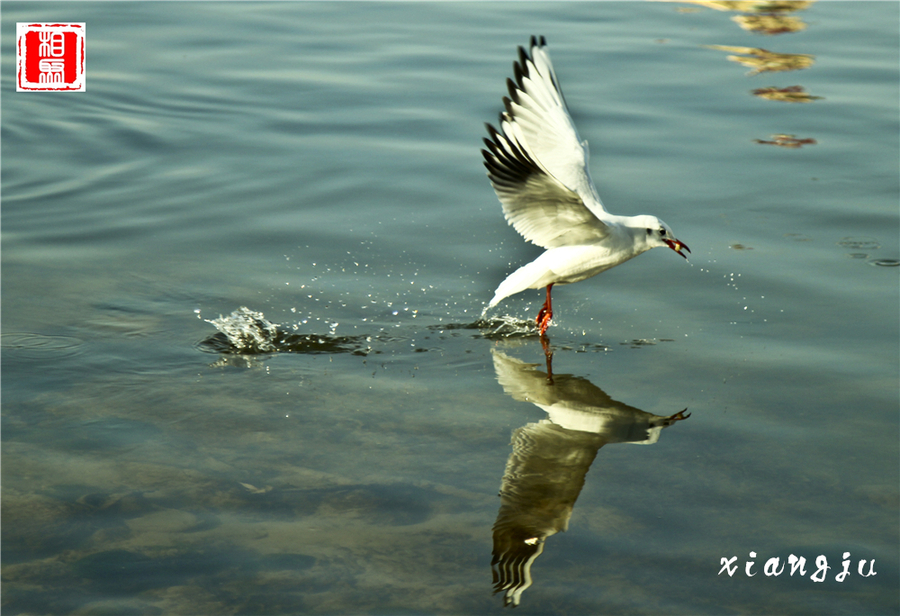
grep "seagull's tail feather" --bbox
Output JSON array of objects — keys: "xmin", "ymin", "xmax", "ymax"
[{"xmin": 489, "ymin": 261, "xmax": 545, "ymax": 308}]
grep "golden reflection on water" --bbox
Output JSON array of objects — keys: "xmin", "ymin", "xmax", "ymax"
[
  {"xmin": 670, "ymin": 0, "xmax": 814, "ymax": 11},
  {"xmin": 732, "ymin": 13, "xmax": 807, "ymax": 34},
  {"xmin": 753, "ymin": 134, "xmax": 817, "ymax": 148},
  {"xmin": 677, "ymin": 1, "xmax": 813, "ymax": 34},
  {"xmin": 665, "ymin": 0, "xmax": 814, "ymax": 33},
  {"xmin": 704, "ymin": 45, "xmax": 815, "ymax": 75},
  {"xmin": 677, "ymin": 0, "xmax": 821, "ymax": 147},
  {"xmin": 751, "ymin": 85, "xmax": 822, "ymax": 102}
]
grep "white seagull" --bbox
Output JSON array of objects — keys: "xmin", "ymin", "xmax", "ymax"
[{"xmin": 483, "ymin": 36, "xmax": 689, "ymax": 335}]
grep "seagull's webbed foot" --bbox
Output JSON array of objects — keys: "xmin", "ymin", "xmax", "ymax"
[
  {"xmin": 536, "ymin": 308, "xmax": 552, "ymax": 335},
  {"xmin": 535, "ymin": 284, "xmax": 554, "ymax": 335}
]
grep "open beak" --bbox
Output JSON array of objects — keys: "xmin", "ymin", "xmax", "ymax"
[{"xmin": 664, "ymin": 239, "xmax": 690, "ymax": 259}]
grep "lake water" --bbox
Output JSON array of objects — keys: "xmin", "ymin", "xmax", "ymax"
[{"xmin": 2, "ymin": 2, "xmax": 898, "ymax": 614}]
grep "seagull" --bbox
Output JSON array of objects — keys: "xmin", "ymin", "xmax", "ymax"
[{"xmin": 482, "ymin": 36, "xmax": 689, "ymax": 335}]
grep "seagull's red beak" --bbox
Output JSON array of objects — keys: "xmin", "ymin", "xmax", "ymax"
[{"xmin": 664, "ymin": 239, "xmax": 690, "ymax": 259}]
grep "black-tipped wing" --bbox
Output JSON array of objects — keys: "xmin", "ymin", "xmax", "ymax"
[{"xmin": 482, "ymin": 36, "xmax": 609, "ymax": 249}]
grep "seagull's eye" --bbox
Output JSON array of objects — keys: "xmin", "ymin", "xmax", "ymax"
[{"xmin": 658, "ymin": 229, "xmax": 666, "ymax": 237}]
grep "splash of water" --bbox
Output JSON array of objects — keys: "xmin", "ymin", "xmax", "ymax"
[
  {"xmin": 206, "ymin": 307, "xmax": 280, "ymax": 353},
  {"xmin": 201, "ymin": 303, "xmax": 549, "ymax": 360},
  {"xmin": 201, "ymin": 307, "xmax": 373, "ymax": 355}
]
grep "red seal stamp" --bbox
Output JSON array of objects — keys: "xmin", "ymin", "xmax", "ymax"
[{"xmin": 16, "ymin": 23, "xmax": 86, "ymax": 92}]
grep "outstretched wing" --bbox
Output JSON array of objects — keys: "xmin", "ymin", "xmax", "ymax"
[{"xmin": 482, "ymin": 36, "xmax": 609, "ymax": 249}]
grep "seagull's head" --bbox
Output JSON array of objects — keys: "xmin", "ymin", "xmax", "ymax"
[{"xmin": 634, "ymin": 216, "xmax": 690, "ymax": 259}]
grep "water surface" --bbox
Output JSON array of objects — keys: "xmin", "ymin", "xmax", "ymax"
[{"xmin": 3, "ymin": 2, "xmax": 898, "ymax": 614}]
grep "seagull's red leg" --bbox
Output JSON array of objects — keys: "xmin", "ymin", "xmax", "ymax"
[
  {"xmin": 541, "ymin": 332, "xmax": 554, "ymax": 384},
  {"xmin": 536, "ymin": 283, "xmax": 554, "ymax": 334}
]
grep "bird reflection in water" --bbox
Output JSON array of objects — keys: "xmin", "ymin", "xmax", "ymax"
[{"xmin": 489, "ymin": 348, "xmax": 690, "ymax": 607}]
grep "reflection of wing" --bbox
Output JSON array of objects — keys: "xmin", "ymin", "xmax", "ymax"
[
  {"xmin": 492, "ymin": 421, "xmax": 604, "ymax": 607},
  {"xmin": 482, "ymin": 36, "xmax": 610, "ymax": 249}
]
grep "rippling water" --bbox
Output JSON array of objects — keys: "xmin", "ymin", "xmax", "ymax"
[{"xmin": 3, "ymin": 2, "xmax": 898, "ymax": 614}]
